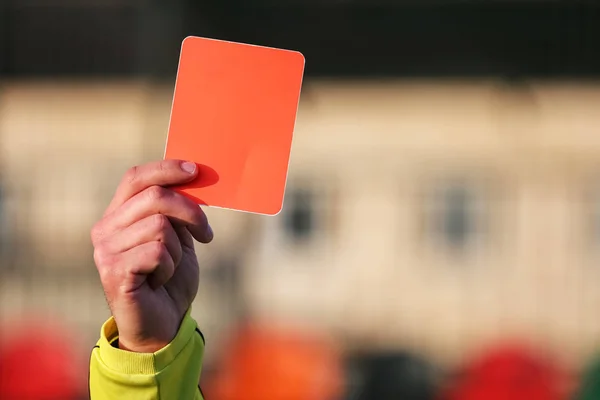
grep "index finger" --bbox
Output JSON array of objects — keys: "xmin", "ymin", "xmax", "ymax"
[{"xmin": 105, "ymin": 159, "xmax": 198, "ymax": 216}]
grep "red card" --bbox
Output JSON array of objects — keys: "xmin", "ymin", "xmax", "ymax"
[{"xmin": 164, "ymin": 36, "xmax": 305, "ymax": 215}]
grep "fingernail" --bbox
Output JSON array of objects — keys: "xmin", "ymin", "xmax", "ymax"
[
  {"xmin": 181, "ymin": 161, "xmax": 197, "ymax": 174},
  {"xmin": 206, "ymin": 224, "xmax": 214, "ymax": 240}
]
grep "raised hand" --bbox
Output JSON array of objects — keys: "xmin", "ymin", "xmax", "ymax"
[{"xmin": 91, "ymin": 160, "xmax": 213, "ymax": 353}]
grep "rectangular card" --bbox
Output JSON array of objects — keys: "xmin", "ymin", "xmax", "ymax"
[{"xmin": 164, "ymin": 36, "xmax": 305, "ymax": 215}]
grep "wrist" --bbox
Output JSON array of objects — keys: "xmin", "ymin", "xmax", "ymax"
[
  {"xmin": 116, "ymin": 328, "xmax": 178, "ymax": 354},
  {"xmin": 117, "ymin": 339, "xmax": 170, "ymax": 354},
  {"xmin": 111, "ymin": 313, "xmax": 182, "ymax": 354}
]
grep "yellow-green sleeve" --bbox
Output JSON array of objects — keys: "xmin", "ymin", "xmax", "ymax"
[{"xmin": 89, "ymin": 309, "xmax": 205, "ymax": 400}]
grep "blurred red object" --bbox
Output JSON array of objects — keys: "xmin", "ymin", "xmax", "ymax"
[
  {"xmin": 439, "ymin": 343, "xmax": 571, "ymax": 400},
  {"xmin": 204, "ymin": 324, "xmax": 343, "ymax": 400},
  {"xmin": 0, "ymin": 320, "xmax": 84, "ymax": 400}
]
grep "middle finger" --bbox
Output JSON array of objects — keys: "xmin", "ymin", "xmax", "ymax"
[{"xmin": 102, "ymin": 186, "xmax": 212, "ymax": 243}]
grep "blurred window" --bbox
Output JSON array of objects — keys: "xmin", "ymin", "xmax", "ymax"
[
  {"xmin": 439, "ymin": 185, "xmax": 473, "ymax": 248},
  {"xmin": 425, "ymin": 181, "xmax": 486, "ymax": 252},
  {"xmin": 266, "ymin": 180, "xmax": 338, "ymax": 253},
  {"xmin": 283, "ymin": 188, "xmax": 316, "ymax": 241}
]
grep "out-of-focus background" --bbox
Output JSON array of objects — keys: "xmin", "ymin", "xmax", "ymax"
[{"xmin": 1, "ymin": 1, "xmax": 600, "ymax": 399}]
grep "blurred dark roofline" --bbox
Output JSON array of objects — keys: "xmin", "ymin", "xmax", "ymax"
[
  {"xmin": 2, "ymin": 0, "xmax": 577, "ymax": 7},
  {"xmin": 1, "ymin": 1, "xmax": 599, "ymax": 79}
]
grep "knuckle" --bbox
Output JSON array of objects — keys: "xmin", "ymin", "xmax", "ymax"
[
  {"xmin": 90, "ymin": 222, "xmax": 104, "ymax": 243},
  {"xmin": 188, "ymin": 202, "xmax": 204, "ymax": 223},
  {"xmin": 148, "ymin": 241, "xmax": 167, "ymax": 262},
  {"xmin": 146, "ymin": 185, "xmax": 167, "ymax": 202},
  {"xmin": 98, "ymin": 264, "xmax": 115, "ymax": 285},
  {"xmin": 93, "ymin": 245, "xmax": 115, "ymax": 268},
  {"xmin": 151, "ymin": 214, "xmax": 169, "ymax": 232},
  {"xmin": 158, "ymin": 160, "xmax": 168, "ymax": 173},
  {"xmin": 123, "ymin": 165, "xmax": 140, "ymax": 186}
]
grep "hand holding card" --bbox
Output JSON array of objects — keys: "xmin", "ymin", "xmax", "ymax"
[{"xmin": 164, "ymin": 36, "xmax": 305, "ymax": 215}]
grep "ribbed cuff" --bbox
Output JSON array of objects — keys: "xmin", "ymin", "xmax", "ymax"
[{"xmin": 97, "ymin": 309, "xmax": 197, "ymax": 375}]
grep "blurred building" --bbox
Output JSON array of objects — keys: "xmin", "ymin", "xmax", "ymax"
[
  {"xmin": 2, "ymin": 80, "xmax": 600, "ymax": 372},
  {"xmin": 244, "ymin": 81, "xmax": 600, "ymax": 369}
]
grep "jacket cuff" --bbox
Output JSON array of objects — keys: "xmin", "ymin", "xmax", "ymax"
[{"xmin": 96, "ymin": 309, "xmax": 198, "ymax": 375}]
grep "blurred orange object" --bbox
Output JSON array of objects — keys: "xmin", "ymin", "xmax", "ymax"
[
  {"xmin": 0, "ymin": 320, "xmax": 84, "ymax": 400},
  {"xmin": 439, "ymin": 343, "xmax": 571, "ymax": 400},
  {"xmin": 204, "ymin": 324, "xmax": 343, "ymax": 400}
]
